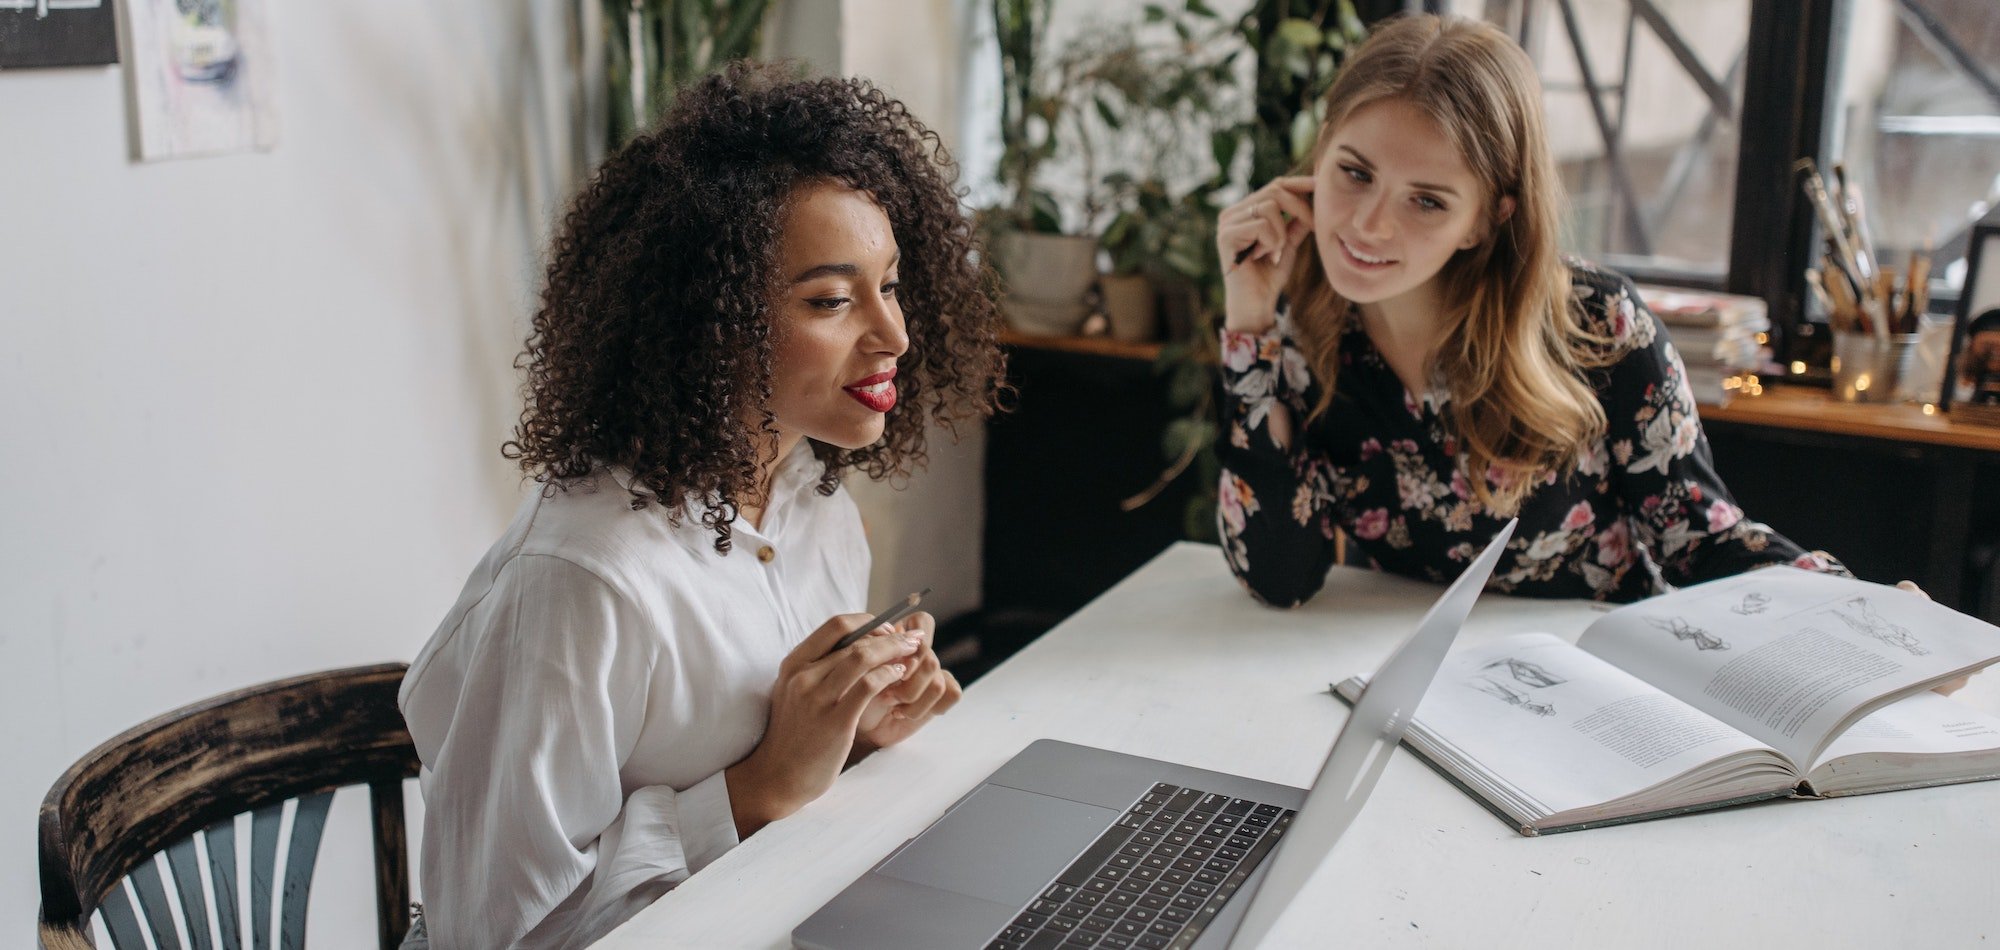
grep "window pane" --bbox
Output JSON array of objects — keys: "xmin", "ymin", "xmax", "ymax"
[
  {"xmin": 1457, "ymin": 0, "xmax": 1750, "ymax": 279},
  {"xmin": 1831, "ymin": 0, "xmax": 2000, "ymax": 303}
]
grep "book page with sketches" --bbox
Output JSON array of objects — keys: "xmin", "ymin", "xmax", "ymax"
[
  {"xmin": 1575, "ymin": 570, "xmax": 2000, "ymax": 766},
  {"xmin": 1341, "ymin": 633, "xmax": 1797, "ymax": 830},
  {"xmin": 1806, "ymin": 690, "xmax": 2000, "ymax": 795}
]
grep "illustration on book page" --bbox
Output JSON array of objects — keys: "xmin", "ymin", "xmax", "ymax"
[
  {"xmin": 1482, "ymin": 656, "xmax": 1567, "ymax": 688},
  {"xmin": 1731, "ymin": 592, "xmax": 1771, "ymax": 615},
  {"xmin": 1646, "ymin": 616, "xmax": 1730, "ymax": 651},
  {"xmin": 1467, "ymin": 675, "xmax": 1556, "ymax": 716},
  {"xmin": 1825, "ymin": 596, "xmax": 1929, "ymax": 656}
]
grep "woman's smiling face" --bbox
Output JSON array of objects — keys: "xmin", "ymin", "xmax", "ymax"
[
  {"xmin": 1312, "ymin": 97, "xmax": 1504, "ymax": 311},
  {"xmin": 765, "ymin": 183, "xmax": 910, "ymax": 453}
]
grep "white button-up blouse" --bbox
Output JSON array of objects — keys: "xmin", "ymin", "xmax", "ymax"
[{"xmin": 400, "ymin": 445, "xmax": 869, "ymax": 948}]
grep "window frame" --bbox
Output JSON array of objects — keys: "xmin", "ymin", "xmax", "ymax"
[
  {"xmin": 1354, "ymin": 0, "xmax": 1845, "ymax": 366},
  {"xmin": 1727, "ymin": 0, "xmax": 1842, "ymax": 368}
]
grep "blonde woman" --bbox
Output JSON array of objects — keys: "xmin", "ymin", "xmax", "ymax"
[{"xmin": 1213, "ymin": 14, "xmax": 1845, "ymax": 605}]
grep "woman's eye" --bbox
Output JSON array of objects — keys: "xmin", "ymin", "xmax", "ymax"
[
  {"xmin": 1343, "ymin": 166, "xmax": 1371, "ymax": 184},
  {"xmin": 809, "ymin": 297, "xmax": 851, "ymax": 311},
  {"xmin": 881, "ymin": 281, "xmax": 900, "ymax": 296},
  {"xmin": 1414, "ymin": 195, "xmax": 1446, "ymax": 212}
]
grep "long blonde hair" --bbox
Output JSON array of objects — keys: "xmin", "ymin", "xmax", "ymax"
[{"xmin": 1284, "ymin": 14, "xmax": 1608, "ymax": 516}]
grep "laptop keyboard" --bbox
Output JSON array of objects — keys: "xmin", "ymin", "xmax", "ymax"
[{"xmin": 984, "ymin": 783, "xmax": 1296, "ymax": 950}]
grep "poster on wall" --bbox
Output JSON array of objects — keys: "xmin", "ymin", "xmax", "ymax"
[
  {"xmin": 0, "ymin": 0, "xmax": 118, "ymax": 69},
  {"xmin": 123, "ymin": 0, "xmax": 277, "ymax": 160}
]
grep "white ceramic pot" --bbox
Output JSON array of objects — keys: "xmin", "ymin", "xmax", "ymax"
[
  {"xmin": 992, "ymin": 230, "xmax": 1099, "ymax": 335},
  {"xmin": 992, "ymin": 230, "xmax": 1099, "ymax": 301},
  {"xmin": 1002, "ymin": 298, "xmax": 1091, "ymax": 336}
]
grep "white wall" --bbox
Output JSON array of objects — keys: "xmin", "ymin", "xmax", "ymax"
[
  {"xmin": 1, "ymin": 0, "xmax": 582, "ymax": 939},
  {"xmin": 834, "ymin": 0, "xmax": 991, "ymax": 624}
]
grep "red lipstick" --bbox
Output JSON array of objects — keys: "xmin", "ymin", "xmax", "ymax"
[{"xmin": 843, "ymin": 368, "xmax": 898, "ymax": 413}]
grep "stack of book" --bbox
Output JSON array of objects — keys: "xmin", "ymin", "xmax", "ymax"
[{"xmin": 1634, "ymin": 285, "xmax": 1771, "ymax": 406}]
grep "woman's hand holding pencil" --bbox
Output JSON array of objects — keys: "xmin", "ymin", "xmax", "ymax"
[
  {"xmin": 725, "ymin": 608, "xmax": 929, "ymax": 837},
  {"xmin": 827, "ymin": 588, "xmax": 962, "ymax": 756}
]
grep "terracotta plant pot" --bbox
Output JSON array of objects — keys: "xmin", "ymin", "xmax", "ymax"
[
  {"xmin": 1156, "ymin": 277, "xmax": 1199, "ymax": 343},
  {"xmin": 1099, "ymin": 273, "xmax": 1158, "ymax": 343}
]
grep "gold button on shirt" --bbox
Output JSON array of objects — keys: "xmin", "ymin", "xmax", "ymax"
[{"xmin": 756, "ymin": 545, "xmax": 775, "ymax": 563}]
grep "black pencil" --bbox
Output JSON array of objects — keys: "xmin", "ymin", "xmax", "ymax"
[{"xmin": 828, "ymin": 588, "xmax": 931, "ymax": 655}]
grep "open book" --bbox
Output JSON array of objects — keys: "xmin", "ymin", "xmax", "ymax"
[{"xmin": 1334, "ymin": 569, "xmax": 2000, "ymax": 835}]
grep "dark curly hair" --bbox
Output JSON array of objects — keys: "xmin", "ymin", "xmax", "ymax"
[{"xmin": 504, "ymin": 62, "xmax": 1008, "ymax": 553}]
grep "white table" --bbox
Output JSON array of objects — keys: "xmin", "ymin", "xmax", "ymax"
[{"xmin": 598, "ymin": 543, "xmax": 2000, "ymax": 949}]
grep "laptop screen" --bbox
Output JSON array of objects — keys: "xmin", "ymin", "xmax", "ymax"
[{"xmin": 1224, "ymin": 519, "xmax": 1517, "ymax": 948}]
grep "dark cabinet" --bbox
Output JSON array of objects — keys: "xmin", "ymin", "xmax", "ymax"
[
  {"xmin": 974, "ymin": 352, "xmax": 2000, "ymax": 675},
  {"xmin": 979, "ymin": 340, "xmax": 1201, "ymax": 654}
]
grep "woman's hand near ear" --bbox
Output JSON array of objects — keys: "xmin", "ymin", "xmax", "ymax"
[{"xmin": 1219, "ymin": 177, "xmax": 1316, "ymax": 334}]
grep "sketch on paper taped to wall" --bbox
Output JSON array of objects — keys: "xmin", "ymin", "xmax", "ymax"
[
  {"xmin": 123, "ymin": 0, "xmax": 278, "ymax": 159},
  {"xmin": 1647, "ymin": 616, "xmax": 1729, "ymax": 651},
  {"xmin": 0, "ymin": 0, "xmax": 117, "ymax": 68},
  {"xmin": 1467, "ymin": 676, "xmax": 1556, "ymax": 717},
  {"xmin": 1825, "ymin": 596, "xmax": 1929, "ymax": 656},
  {"xmin": 1731, "ymin": 592, "xmax": 1770, "ymax": 615}
]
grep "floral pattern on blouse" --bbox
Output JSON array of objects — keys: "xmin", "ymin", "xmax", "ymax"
[{"xmin": 1215, "ymin": 260, "xmax": 1848, "ymax": 606}]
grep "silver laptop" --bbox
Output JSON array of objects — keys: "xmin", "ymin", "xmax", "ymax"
[{"xmin": 795, "ymin": 521, "xmax": 1516, "ymax": 950}]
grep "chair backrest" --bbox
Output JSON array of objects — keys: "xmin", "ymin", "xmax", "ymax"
[{"xmin": 39, "ymin": 664, "xmax": 421, "ymax": 950}]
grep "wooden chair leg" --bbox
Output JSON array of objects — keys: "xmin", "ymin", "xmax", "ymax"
[{"xmin": 370, "ymin": 780, "xmax": 411, "ymax": 950}]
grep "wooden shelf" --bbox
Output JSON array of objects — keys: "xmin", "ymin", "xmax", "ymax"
[
  {"xmin": 1701, "ymin": 384, "xmax": 2000, "ymax": 453},
  {"xmin": 990, "ymin": 333, "xmax": 2000, "ymax": 454},
  {"xmin": 999, "ymin": 329, "xmax": 1164, "ymax": 362}
]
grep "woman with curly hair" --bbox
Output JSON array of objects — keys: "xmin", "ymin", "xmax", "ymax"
[
  {"xmin": 1213, "ymin": 14, "xmax": 1852, "ymax": 604},
  {"xmin": 398, "ymin": 62, "xmax": 1006, "ymax": 948}
]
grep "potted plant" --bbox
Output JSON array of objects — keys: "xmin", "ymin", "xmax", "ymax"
[
  {"xmin": 604, "ymin": 0, "xmax": 775, "ymax": 151},
  {"xmin": 1058, "ymin": 2, "xmax": 1242, "ymax": 345},
  {"xmin": 987, "ymin": 0, "xmax": 1105, "ymax": 335},
  {"xmin": 1097, "ymin": 182, "xmax": 1161, "ymax": 343}
]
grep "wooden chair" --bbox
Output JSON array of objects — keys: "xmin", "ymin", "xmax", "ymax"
[{"xmin": 38, "ymin": 664, "xmax": 421, "ymax": 950}]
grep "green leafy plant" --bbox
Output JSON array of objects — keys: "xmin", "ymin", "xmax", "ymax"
[
  {"xmin": 1111, "ymin": 0, "xmax": 1366, "ymax": 542},
  {"xmin": 1088, "ymin": 2, "xmax": 1244, "ymax": 284},
  {"xmin": 604, "ymin": 0, "xmax": 775, "ymax": 151},
  {"xmin": 993, "ymin": 0, "xmax": 1068, "ymax": 233},
  {"xmin": 1242, "ymin": 0, "xmax": 1367, "ymax": 183}
]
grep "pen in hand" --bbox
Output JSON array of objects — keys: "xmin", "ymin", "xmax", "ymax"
[{"xmin": 828, "ymin": 588, "xmax": 931, "ymax": 656}]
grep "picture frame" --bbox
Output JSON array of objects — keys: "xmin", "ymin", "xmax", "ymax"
[
  {"xmin": 0, "ymin": 0, "xmax": 118, "ymax": 69},
  {"xmin": 1941, "ymin": 208, "xmax": 2000, "ymax": 419},
  {"xmin": 123, "ymin": 0, "xmax": 278, "ymax": 160}
]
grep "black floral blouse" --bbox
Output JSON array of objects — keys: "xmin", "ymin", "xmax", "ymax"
[{"xmin": 1215, "ymin": 260, "xmax": 1846, "ymax": 605}]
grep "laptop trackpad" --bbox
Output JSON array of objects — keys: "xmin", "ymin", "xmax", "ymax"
[{"xmin": 878, "ymin": 783, "xmax": 1122, "ymax": 907}]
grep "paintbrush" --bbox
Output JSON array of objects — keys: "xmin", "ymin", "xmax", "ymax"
[
  {"xmin": 1832, "ymin": 162, "xmax": 1877, "ymax": 285},
  {"xmin": 1908, "ymin": 245, "xmax": 1933, "ymax": 332},
  {"xmin": 1797, "ymin": 160, "xmax": 1867, "ymax": 299},
  {"xmin": 1806, "ymin": 267, "xmax": 1834, "ymax": 323},
  {"xmin": 1822, "ymin": 254, "xmax": 1860, "ymax": 333}
]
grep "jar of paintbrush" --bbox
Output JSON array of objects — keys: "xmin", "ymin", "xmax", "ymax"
[{"xmin": 1798, "ymin": 159, "xmax": 1932, "ymax": 403}]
